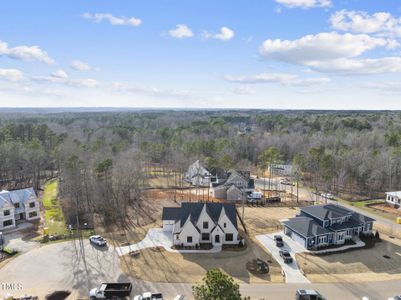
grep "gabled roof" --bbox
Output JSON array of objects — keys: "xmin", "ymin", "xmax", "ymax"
[
  {"xmin": 283, "ymin": 217, "xmax": 333, "ymax": 238},
  {"xmin": 0, "ymin": 188, "xmax": 36, "ymax": 209},
  {"xmin": 386, "ymin": 191, "xmax": 401, "ymax": 197},
  {"xmin": 301, "ymin": 204, "xmax": 353, "ymax": 220},
  {"xmin": 162, "ymin": 202, "xmax": 238, "ymax": 229}
]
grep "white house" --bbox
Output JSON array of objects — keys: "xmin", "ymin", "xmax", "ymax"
[
  {"xmin": 162, "ymin": 202, "xmax": 240, "ymax": 247},
  {"xmin": 385, "ymin": 191, "xmax": 401, "ymax": 209},
  {"xmin": 0, "ymin": 187, "xmax": 40, "ymax": 230},
  {"xmin": 185, "ymin": 160, "xmax": 212, "ymax": 187}
]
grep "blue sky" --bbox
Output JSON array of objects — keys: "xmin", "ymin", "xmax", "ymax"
[{"xmin": 1, "ymin": 0, "xmax": 401, "ymax": 109}]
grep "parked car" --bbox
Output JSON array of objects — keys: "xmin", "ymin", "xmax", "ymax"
[
  {"xmin": 295, "ymin": 289, "xmax": 326, "ymax": 300},
  {"xmin": 134, "ymin": 292, "xmax": 163, "ymax": 300},
  {"xmin": 280, "ymin": 179, "xmax": 294, "ymax": 186},
  {"xmin": 388, "ymin": 296, "xmax": 401, "ymax": 300},
  {"xmin": 89, "ymin": 235, "xmax": 107, "ymax": 247},
  {"xmin": 89, "ymin": 283, "xmax": 132, "ymax": 299},
  {"xmin": 274, "ymin": 235, "xmax": 284, "ymax": 247},
  {"xmin": 279, "ymin": 250, "xmax": 293, "ymax": 263},
  {"xmin": 321, "ymin": 193, "xmax": 335, "ymax": 200}
]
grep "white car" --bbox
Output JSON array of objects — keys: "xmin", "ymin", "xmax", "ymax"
[
  {"xmin": 134, "ymin": 292, "xmax": 163, "ymax": 300},
  {"xmin": 89, "ymin": 235, "xmax": 107, "ymax": 247},
  {"xmin": 321, "ymin": 193, "xmax": 335, "ymax": 200}
]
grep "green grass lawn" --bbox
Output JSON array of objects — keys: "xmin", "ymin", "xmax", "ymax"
[{"xmin": 42, "ymin": 180, "xmax": 68, "ymax": 235}]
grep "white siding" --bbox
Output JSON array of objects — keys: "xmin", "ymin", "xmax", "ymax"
[
  {"xmin": 163, "ymin": 220, "xmax": 175, "ymax": 231},
  {"xmin": 178, "ymin": 221, "xmax": 200, "ymax": 246}
]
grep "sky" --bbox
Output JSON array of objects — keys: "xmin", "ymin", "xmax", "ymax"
[{"xmin": 1, "ymin": 0, "xmax": 401, "ymax": 109}]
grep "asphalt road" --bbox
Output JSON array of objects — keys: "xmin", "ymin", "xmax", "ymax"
[{"xmin": 0, "ymin": 240, "xmax": 401, "ymax": 300}]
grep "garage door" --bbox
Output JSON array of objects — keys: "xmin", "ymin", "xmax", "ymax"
[
  {"xmin": 163, "ymin": 221, "xmax": 174, "ymax": 231},
  {"xmin": 290, "ymin": 230, "xmax": 306, "ymax": 248}
]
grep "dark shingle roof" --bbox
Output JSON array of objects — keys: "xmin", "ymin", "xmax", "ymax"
[
  {"xmin": 162, "ymin": 202, "xmax": 238, "ymax": 228},
  {"xmin": 301, "ymin": 204, "xmax": 353, "ymax": 220},
  {"xmin": 283, "ymin": 217, "xmax": 332, "ymax": 238}
]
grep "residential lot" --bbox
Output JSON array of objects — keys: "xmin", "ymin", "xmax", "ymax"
[
  {"xmin": 120, "ymin": 235, "xmax": 284, "ymax": 284},
  {"xmin": 296, "ymin": 234, "xmax": 401, "ymax": 283},
  {"xmin": 244, "ymin": 206, "xmax": 299, "ymax": 236}
]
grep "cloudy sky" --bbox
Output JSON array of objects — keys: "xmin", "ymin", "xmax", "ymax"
[{"xmin": 1, "ymin": 0, "xmax": 401, "ymax": 109}]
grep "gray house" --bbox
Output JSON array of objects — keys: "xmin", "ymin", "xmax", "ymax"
[
  {"xmin": 283, "ymin": 204, "xmax": 375, "ymax": 249},
  {"xmin": 211, "ymin": 170, "xmax": 255, "ymax": 201}
]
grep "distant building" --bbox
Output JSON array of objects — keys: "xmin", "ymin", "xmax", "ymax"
[
  {"xmin": 0, "ymin": 187, "xmax": 40, "ymax": 230},
  {"xmin": 162, "ymin": 202, "xmax": 240, "ymax": 247},
  {"xmin": 385, "ymin": 191, "xmax": 401, "ymax": 209},
  {"xmin": 283, "ymin": 204, "xmax": 375, "ymax": 250},
  {"xmin": 271, "ymin": 164, "xmax": 293, "ymax": 176},
  {"xmin": 185, "ymin": 160, "xmax": 212, "ymax": 187},
  {"xmin": 211, "ymin": 170, "xmax": 255, "ymax": 201}
]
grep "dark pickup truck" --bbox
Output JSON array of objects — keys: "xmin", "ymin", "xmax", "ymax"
[{"xmin": 89, "ymin": 283, "xmax": 132, "ymax": 299}]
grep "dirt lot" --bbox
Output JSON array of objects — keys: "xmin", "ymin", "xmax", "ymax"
[
  {"xmin": 370, "ymin": 203, "xmax": 401, "ymax": 216},
  {"xmin": 296, "ymin": 235, "xmax": 401, "ymax": 283},
  {"xmin": 120, "ymin": 235, "xmax": 284, "ymax": 284},
  {"xmin": 243, "ymin": 206, "xmax": 298, "ymax": 237}
]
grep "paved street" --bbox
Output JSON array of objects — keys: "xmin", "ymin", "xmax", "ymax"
[{"xmin": 0, "ymin": 240, "xmax": 401, "ymax": 300}]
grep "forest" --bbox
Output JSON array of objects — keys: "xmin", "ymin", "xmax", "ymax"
[{"xmin": 0, "ymin": 109, "xmax": 400, "ymax": 224}]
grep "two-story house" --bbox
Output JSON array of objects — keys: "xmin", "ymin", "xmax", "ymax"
[
  {"xmin": 185, "ymin": 160, "xmax": 213, "ymax": 187},
  {"xmin": 0, "ymin": 187, "xmax": 40, "ymax": 230},
  {"xmin": 283, "ymin": 204, "xmax": 375, "ymax": 250},
  {"xmin": 211, "ymin": 170, "xmax": 255, "ymax": 201},
  {"xmin": 162, "ymin": 202, "xmax": 240, "ymax": 247},
  {"xmin": 385, "ymin": 191, "xmax": 401, "ymax": 209}
]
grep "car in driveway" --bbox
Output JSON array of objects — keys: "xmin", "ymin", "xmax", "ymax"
[
  {"xmin": 295, "ymin": 289, "xmax": 326, "ymax": 300},
  {"xmin": 280, "ymin": 179, "xmax": 294, "ymax": 186},
  {"xmin": 274, "ymin": 235, "xmax": 284, "ymax": 247},
  {"xmin": 279, "ymin": 249, "xmax": 293, "ymax": 263},
  {"xmin": 89, "ymin": 235, "xmax": 107, "ymax": 247}
]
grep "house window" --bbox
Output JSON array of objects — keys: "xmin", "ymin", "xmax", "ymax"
[
  {"xmin": 14, "ymin": 203, "xmax": 20, "ymax": 209},
  {"xmin": 29, "ymin": 202, "xmax": 35, "ymax": 208},
  {"xmin": 225, "ymin": 233, "xmax": 233, "ymax": 241},
  {"xmin": 187, "ymin": 236, "xmax": 193, "ymax": 243},
  {"xmin": 202, "ymin": 233, "xmax": 210, "ymax": 241},
  {"xmin": 223, "ymin": 223, "xmax": 226, "ymax": 228},
  {"xmin": 3, "ymin": 220, "xmax": 13, "ymax": 227},
  {"xmin": 203, "ymin": 222, "xmax": 208, "ymax": 229},
  {"xmin": 29, "ymin": 211, "xmax": 38, "ymax": 218},
  {"xmin": 3, "ymin": 210, "xmax": 10, "ymax": 216},
  {"xmin": 318, "ymin": 236, "xmax": 327, "ymax": 244}
]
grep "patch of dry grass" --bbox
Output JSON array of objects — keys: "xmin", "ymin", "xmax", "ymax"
[
  {"xmin": 296, "ymin": 235, "xmax": 401, "ymax": 283},
  {"xmin": 120, "ymin": 236, "xmax": 283, "ymax": 284}
]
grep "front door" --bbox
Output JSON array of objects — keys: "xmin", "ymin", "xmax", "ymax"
[{"xmin": 215, "ymin": 235, "xmax": 220, "ymax": 243}]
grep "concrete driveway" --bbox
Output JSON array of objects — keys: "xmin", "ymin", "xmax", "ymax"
[
  {"xmin": 116, "ymin": 228, "xmax": 222, "ymax": 256},
  {"xmin": 256, "ymin": 232, "xmax": 310, "ymax": 283}
]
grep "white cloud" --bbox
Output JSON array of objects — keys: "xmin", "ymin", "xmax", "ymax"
[
  {"xmin": 0, "ymin": 68, "xmax": 24, "ymax": 81},
  {"xmin": 275, "ymin": 0, "xmax": 331, "ymax": 9},
  {"xmin": 0, "ymin": 40, "xmax": 54, "ymax": 64},
  {"xmin": 168, "ymin": 24, "xmax": 193, "ymax": 39},
  {"xmin": 71, "ymin": 60, "xmax": 95, "ymax": 71},
  {"xmin": 225, "ymin": 72, "xmax": 330, "ymax": 86},
  {"xmin": 83, "ymin": 13, "xmax": 142, "ymax": 27},
  {"xmin": 33, "ymin": 70, "xmax": 100, "ymax": 88},
  {"xmin": 231, "ymin": 86, "xmax": 256, "ymax": 95},
  {"xmin": 203, "ymin": 26, "xmax": 235, "ymax": 41},
  {"xmin": 364, "ymin": 81, "xmax": 401, "ymax": 93},
  {"xmin": 111, "ymin": 82, "xmax": 198, "ymax": 100},
  {"xmin": 260, "ymin": 32, "xmax": 394, "ymax": 64},
  {"xmin": 259, "ymin": 32, "xmax": 401, "ymax": 75},
  {"xmin": 309, "ymin": 57, "xmax": 401, "ymax": 75},
  {"xmin": 330, "ymin": 10, "xmax": 401, "ymax": 37}
]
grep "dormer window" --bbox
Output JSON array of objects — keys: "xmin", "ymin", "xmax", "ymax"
[
  {"xmin": 14, "ymin": 203, "xmax": 20, "ymax": 209},
  {"xmin": 29, "ymin": 202, "xmax": 35, "ymax": 208},
  {"xmin": 203, "ymin": 222, "xmax": 208, "ymax": 229},
  {"xmin": 224, "ymin": 223, "xmax": 227, "ymax": 228}
]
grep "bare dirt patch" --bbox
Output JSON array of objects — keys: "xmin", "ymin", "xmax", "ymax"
[
  {"xmin": 296, "ymin": 235, "xmax": 401, "ymax": 283},
  {"xmin": 369, "ymin": 203, "xmax": 401, "ymax": 216},
  {"xmin": 120, "ymin": 236, "xmax": 283, "ymax": 284}
]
